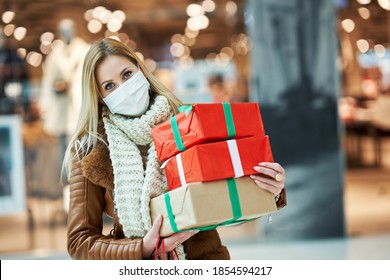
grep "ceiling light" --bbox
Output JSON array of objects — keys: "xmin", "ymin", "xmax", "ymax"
[
  {"xmin": 40, "ymin": 43, "xmax": 52, "ymax": 55},
  {"xmin": 221, "ymin": 47, "xmax": 234, "ymax": 59},
  {"xmin": 2, "ymin": 11, "xmax": 15, "ymax": 24},
  {"xmin": 97, "ymin": 9, "xmax": 111, "ymax": 23},
  {"xmin": 27, "ymin": 52, "xmax": 43, "ymax": 67},
  {"xmin": 374, "ymin": 44, "xmax": 386, "ymax": 57},
  {"xmin": 377, "ymin": 0, "xmax": 390, "ymax": 10},
  {"xmin": 16, "ymin": 48, "xmax": 27, "ymax": 59},
  {"xmin": 88, "ymin": 19, "xmax": 103, "ymax": 34},
  {"xmin": 356, "ymin": 0, "xmax": 371, "ymax": 4},
  {"xmin": 357, "ymin": 7, "xmax": 370, "ymax": 19},
  {"xmin": 84, "ymin": 9, "xmax": 93, "ymax": 21},
  {"xmin": 202, "ymin": 0, "xmax": 216, "ymax": 12},
  {"xmin": 170, "ymin": 42, "xmax": 185, "ymax": 57},
  {"xmin": 225, "ymin": 1, "xmax": 238, "ymax": 15},
  {"xmin": 357, "ymin": 39, "xmax": 369, "ymax": 53},
  {"xmin": 3, "ymin": 24, "xmax": 15, "ymax": 37},
  {"xmin": 13, "ymin": 27, "xmax": 27, "ymax": 41},
  {"xmin": 92, "ymin": 6, "xmax": 106, "ymax": 19},
  {"xmin": 107, "ymin": 18, "xmax": 122, "ymax": 32},
  {"xmin": 40, "ymin": 32, "xmax": 55, "ymax": 44},
  {"xmin": 187, "ymin": 4, "xmax": 204, "ymax": 17},
  {"xmin": 341, "ymin": 19, "xmax": 355, "ymax": 33},
  {"xmin": 112, "ymin": 10, "xmax": 126, "ymax": 23},
  {"xmin": 171, "ymin": 33, "xmax": 184, "ymax": 44},
  {"xmin": 185, "ymin": 27, "xmax": 199, "ymax": 38}
]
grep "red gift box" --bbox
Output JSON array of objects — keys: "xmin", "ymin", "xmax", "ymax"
[
  {"xmin": 162, "ymin": 135, "xmax": 274, "ymax": 191},
  {"xmin": 152, "ymin": 102, "xmax": 265, "ymax": 162}
]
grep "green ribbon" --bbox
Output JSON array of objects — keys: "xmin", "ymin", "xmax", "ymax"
[
  {"xmin": 164, "ymin": 193, "xmax": 179, "ymax": 232},
  {"xmin": 169, "ymin": 105, "xmax": 193, "ymax": 152},
  {"xmin": 164, "ymin": 178, "xmax": 243, "ymax": 234},
  {"xmin": 170, "ymin": 103, "xmax": 237, "ymax": 151},
  {"xmin": 222, "ymin": 102, "xmax": 236, "ymax": 139},
  {"xmin": 226, "ymin": 178, "xmax": 242, "ymax": 219},
  {"xmin": 170, "ymin": 116, "xmax": 187, "ymax": 151},
  {"xmin": 178, "ymin": 105, "xmax": 193, "ymax": 116}
]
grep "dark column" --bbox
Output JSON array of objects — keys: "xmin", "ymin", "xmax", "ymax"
[{"xmin": 246, "ymin": 0, "xmax": 346, "ymax": 240}]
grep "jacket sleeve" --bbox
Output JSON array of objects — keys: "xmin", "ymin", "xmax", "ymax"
[{"xmin": 67, "ymin": 159, "xmax": 144, "ymax": 260}]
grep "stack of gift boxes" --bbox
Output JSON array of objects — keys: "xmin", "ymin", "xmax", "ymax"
[{"xmin": 150, "ymin": 102, "xmax": 278, "ymax": 237}]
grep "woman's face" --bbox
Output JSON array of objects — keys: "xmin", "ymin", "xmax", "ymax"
[{"xmin": 96, "ymin": 55, "xmax": 139, "ymax": 98}]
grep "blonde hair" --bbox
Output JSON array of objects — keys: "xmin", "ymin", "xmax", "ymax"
[{"xmin": 61, "ymin": 38, "xmax": 183, "ymax": 181}]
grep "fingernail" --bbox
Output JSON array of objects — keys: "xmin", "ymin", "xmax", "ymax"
[
  {"xmin": 253, "ymin": 166, "xmax": 261, "ymax": 171},
  {"xmin": 259, "ymin": 162, "xmax": 266, "ymax": 166}
]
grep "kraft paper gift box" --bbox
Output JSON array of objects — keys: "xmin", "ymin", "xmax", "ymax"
[
  {"xmin": 152, "ymin": 102, "xmax": 265, "ymax": 162},
  {"xmin": 162, "ymin": 135, "xmax": 274, "ymax": 191},
  {"xmin": 150, "ymin": 176, "xmax": 278, "ymax": 237}
]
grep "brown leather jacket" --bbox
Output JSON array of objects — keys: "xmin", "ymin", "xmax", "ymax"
[
  {"xmin": 67, "ymin": 118, "xmax": 287, "ymax": 260},
  {"xmin": 67, "ymin": 139, "xmax": 232, "ymax": 260}
]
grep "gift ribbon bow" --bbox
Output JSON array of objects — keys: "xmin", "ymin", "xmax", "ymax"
[
  {"xmin": 164, "ymin": 178, "xmax": 245, "ymax": 233},
  {"xmin": 170, "ymin": 102, "xmax": 237, "ymax": 152}
]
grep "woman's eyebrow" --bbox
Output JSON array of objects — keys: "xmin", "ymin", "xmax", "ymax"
[{"xmin": 100, "ymin": 67, "xmax": 131, "ymax": 87}]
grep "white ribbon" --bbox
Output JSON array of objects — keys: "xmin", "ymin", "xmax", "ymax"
[
  {"xmin": 227, "ymin": 139, "xmax": 244, "ymax": 177},
  {"xmin": 176, "ymin": 153, "xmax": 187, "ymax": 188},
  {"xmin": 161, "ymin": 154, "xmax": 187, "ymax": 188},
  {"xmin": 161, "ymin": 139, "xmax": 244, "ymax": 188}
]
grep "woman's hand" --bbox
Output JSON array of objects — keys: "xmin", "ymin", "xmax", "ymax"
[
  {"xmin": 142, "ymin": 214, "xmax": 199, "ymax": 259},
  {"xmin": 250, "ymin": 162, "xmax": 285, "ymax": 197}
]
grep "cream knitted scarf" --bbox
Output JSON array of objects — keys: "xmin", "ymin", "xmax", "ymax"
[{"xmin": 102, "ymin": 95, "xmax": 186, "ymax": 260}]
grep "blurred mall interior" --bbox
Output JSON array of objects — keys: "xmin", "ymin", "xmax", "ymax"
[{"xmin": 0, "ymin": 0, "xmax": 390, "ymax": 260}]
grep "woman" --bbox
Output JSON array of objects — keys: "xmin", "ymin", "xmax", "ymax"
[{"xmin": 62, "ymin": 38, "xmax": 286, "ymax": 260}]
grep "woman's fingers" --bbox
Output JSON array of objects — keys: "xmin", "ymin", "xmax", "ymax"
[
  {"xmin": 252, "ymin": 162, "xmax": 286, "ymax": 196},
  {"xmin": 250, "ymin": 174, "xmax": 283, "ymax": 196},
  {"xmin": 254, "ymin": 162, "xmax": 285, "ymax": 182},
  {"xmin": 259, "ymin": 162, "xmax": 285, "ymax": 174}
]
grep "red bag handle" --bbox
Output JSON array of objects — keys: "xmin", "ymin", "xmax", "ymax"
[
  {"xmin": 153, "ymin": 237, "xmax": 179, "ymax": 260},
  {"xmin": 154, "ymin": 237, "xmax": 162, "ymax": 260}
]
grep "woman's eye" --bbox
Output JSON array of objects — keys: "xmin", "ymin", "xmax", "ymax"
[
  {"xmin": 104, "ymin": 82, "xmax": 114, "ymax": 91},
  {"xmin": 123, "ymin": 71, "xmax": 132, "ymax": 80}
]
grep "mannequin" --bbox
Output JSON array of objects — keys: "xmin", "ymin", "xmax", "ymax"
[
  {"xmin": 38, "ymin": 18, "xmax": 89, "ymax": 196},
  {"xmin": 39, "ymin": 19, "xmax": 89, "ymax": 141}
]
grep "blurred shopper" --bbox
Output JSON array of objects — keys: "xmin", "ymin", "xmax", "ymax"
[
  {"xmin": 62, "ymin": 38, "xmax": 286, "ymax": 260},
  {"xmin": 208, "ymin": 74, "xmax": 231, "ymax": 103}
]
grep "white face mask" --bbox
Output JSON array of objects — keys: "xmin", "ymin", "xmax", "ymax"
[{"xmin": 103, "ymin": 70, "xmax": 150, "ymax": 117}]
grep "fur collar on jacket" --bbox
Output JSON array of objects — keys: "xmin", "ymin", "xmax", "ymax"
[{"xmin": 81, "ymin": 119, "xmax": 114, "ymax": 191}]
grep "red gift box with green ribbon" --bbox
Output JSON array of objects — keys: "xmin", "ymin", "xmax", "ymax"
[
  {"xmin": 152, "ymin": 102, "xmax": 265, "ymax": 162},
  {"xmin": 150, "ymin": 176, "xmax": 278, "ymax": 237},
  {"xmin": 162, "ymin": 135, "xmax": 274, "ymax": 191}
]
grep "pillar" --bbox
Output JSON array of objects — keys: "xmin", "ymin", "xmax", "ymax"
[{"xmin": 246, "ymin": 0, "xmax": 346, "ymax": 240}]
